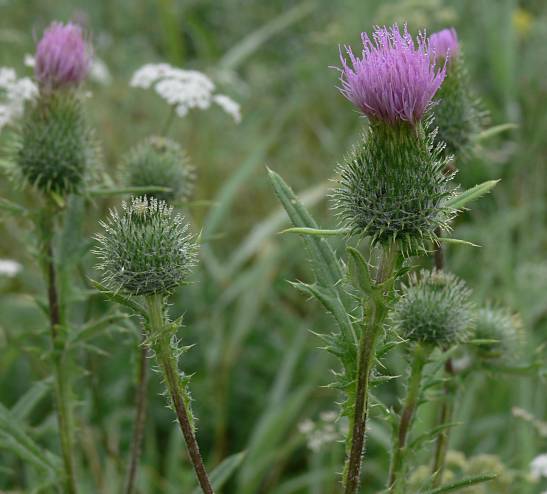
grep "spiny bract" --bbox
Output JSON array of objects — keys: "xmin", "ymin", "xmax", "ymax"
[
  {"xmin": 17, "ymin": 92, "xmax": 88, "ymax": 195},
  {"xmin": 390, "ymin": 269, "xmax": 474, "ymax": 347},
  {"xmin": 332, "ymin": 120, "xmax": 455, "ymax": 254},
  {"xmin": 94, "ymin": 196, "xmax": 198, "ymax": 296},
  {"xmin": 123, "ymin": 136, "xmax": 196, "ymax": 203},
  {"xmin": 472, "ymin": 306, "xmax": 523, "ymax": 362}
]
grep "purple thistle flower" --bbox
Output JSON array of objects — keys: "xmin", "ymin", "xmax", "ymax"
[
  {"xmin": 338, "ymin": 25, "xmax": 446, "ymax": 126},
  {"xmin": 429, "ymin": 28, "xmax": 460, "ymax": 61},
  {"xmin": 35, "ymin": 22, "xmax": 91, "ymax": 89}
]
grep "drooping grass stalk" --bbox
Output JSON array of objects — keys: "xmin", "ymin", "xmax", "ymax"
[
  {"xmin": 388, "ymin": 343, "xmax": 430, "ymax": 493},
  {"xmin": 344, "ymin": 243, "xmax": 397, "ymax": 494},
  {"xmin": 146, "ymin": 294, "xmax": 214, "ymax": 494},
  {"xmin": 40, "ymin": 206, "xmax": 78, "ymax": 494},
  {"xmin": 124, "ymin": 341, "xmax": 149, "ymax": 494}
]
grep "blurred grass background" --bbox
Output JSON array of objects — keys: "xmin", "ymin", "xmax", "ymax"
[{"xmin": 0, "ymin": 0, "xmax": 546, "ymax": 492}]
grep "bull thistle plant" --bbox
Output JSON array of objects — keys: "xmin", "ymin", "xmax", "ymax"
[
  {"xmin": 269, "ymin": 23, "xmax": 515, "ymax": 493},
  {"xmin": 93, "ymin": 196, "xmax": 215, "ymax": 493}
]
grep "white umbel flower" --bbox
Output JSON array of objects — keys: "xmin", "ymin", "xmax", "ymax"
[
  {"xmin": 0, "ymin": 67, "xmax": 37, "ymax": 130},
  {"xmin": 130, "ymin": 62, "xmax": 241, "ymax": 123},
  {"xmin": 0, "ymin": 259, "xmax": 22, "ymax": 277},
  {"xmin": 531, "ymin": 454, "xmax": 547, "ymax": 481}
]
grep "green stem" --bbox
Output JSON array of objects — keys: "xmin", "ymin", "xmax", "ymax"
[
  {"xmin": 344, "ymin": 243, "xmax": 397, "ymax": 494},
  {"xmin": 161, "ymin": 105, "xmax": 177, "ymax": 137},
  {"xmin": 124, "ymin": 341, "xmax": 149, "ymax": 494},
  {"xmin": 431, "ymin": 360, "xmax": 457, "ymax": 487},
  {"xmin": 388, "ymin": 344, "xmax": 429, "ymax": 493},
  {"xmin": 42, "ymin": 209, "xmax": 78, "ymax": 494},
  {"xmin": 146, "ymin": 294, "xmax": 214, "ymax": 494}
]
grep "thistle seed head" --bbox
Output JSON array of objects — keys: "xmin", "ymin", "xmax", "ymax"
[
  {"xmin": 16, "ymin": 91, "xmax": 89, "ymax": 195},
  {"xmin": 331, "ymin": 119, "xmax": 455, "ymax": 254},
  {"xmin": 94, "ymin": 196, "xmax": 198, "ymax": 296},
  {"xmin": 123, "ymin": 136, "xmax": 196, "ymax": 203},
  {"xmin": 390, "ymin": 269, "xmax": 474, "ymax": 347}
]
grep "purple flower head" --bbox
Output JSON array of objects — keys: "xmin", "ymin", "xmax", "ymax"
[
  {"xmin": 338, "ymin": 25, "xmax": 446, "ymax": 126},
  {"xmin": 35, "ymin": 22, "xmax": 91, "ymax": 89},
  {"xmin": 429, "ymin": 28, "xmax": 459, "ymax": 61}
]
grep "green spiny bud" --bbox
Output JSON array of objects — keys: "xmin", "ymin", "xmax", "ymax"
[
  {"xmin": 94, "ymin": 196, "xmax": 198, "ymax": 296},
  {"xmin": 432, "ymin": 56, "xmax": 486, "ymax": 160},
  {"xmin": 332, "ymin": 120, "xmax": 455, "ymax": 255},
  {"xmin": 16, "ymin": 92, "xmax": 89, "ymax": 195},
  {"xmin": 123, "ymin": 136, "xmax": 196, "ymax": 203},
  {"xmin": 472, "ymin": 306, "xmax": 523, "ymax": 362},
  {"xmin": 390, "ymin": 269, "xmax": 474, "ymax": 347}
]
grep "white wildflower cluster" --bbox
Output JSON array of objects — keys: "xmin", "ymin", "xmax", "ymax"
[
  {"xmin": 0, "ymin": 259, "xmax": 22, "ymax": 277},
  {"xmin": 0, "ymin": 68, "xmax": 37, "ymax": 130},
  {"xmin": 531, "ymin": 454, "xmax": 547, "ymax": 481},
  {"xmin": 298, "ymin": 410, "xmax": 347, "ymax": 452},
  {"xmin": 130, "ymin": 63, "xmax": 241, "ymax": 123}
]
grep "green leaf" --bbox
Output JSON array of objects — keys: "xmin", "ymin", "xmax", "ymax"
[
  {"xmin": 71, "ymin": 313, "xmax": 130, "ymax": 344},
  {"xmin": 445, "ymin": 180, "xmax": 499, "ymax": 210},
  {"xmin": 191, "ymin": 451, "xmax": 246, "ymax": 494},
  {"xmin": 0, "ymin": 197, "xmax": 28, "ymax": 216},
  {"xmin": 89, "ymin": 279, "xmax": 148, "ymax": 321},
  {"xmin": 474, "ymin": 123, "xmax": 517, "ymax": 142},
  {"xmin": 0, "ymin": 404, "xmax": 61, "ymax": 476},
  {"xmin": 280, "ymin": 227, "xmax": 350, "ymax": 236},
  {"xmin": 11, "ymin": 378, "xmax": 52, "ymax": 421},
  {"xmin": 346, "ymin": 246, "xmax": 375, "ymax": 297},
  {"xmin": 438, "ymin": 238, "xmax": 481, "ymax": 248},
  {"xmin": 423, "ymin": 473, "xmax": 497, "ymax": 493}
]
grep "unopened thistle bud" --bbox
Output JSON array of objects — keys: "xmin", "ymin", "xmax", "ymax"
[
  {"xmin": 123, "ymin": 136, "xmax": 196, "ymax": 203},
  {"xmin": 35, "ymin": 22, "xmax": 91, "ymax": 91},
  {"xmin": 17, "ymin": 92, "xmax": 89, "ymax": 194},
  {"xmin": 429, "ymin": 28, "xmax": 485, "ymax": 160},
  {"xmin": 94, "ymin": 196, "xmax": 198, "ymax": 296},
  {"xmin": 334, "ymin": 25, "xmax": 454, "ymax": 253},
  {"xmin": 390, "ymin": 270, "xmax": 474, "ymax": 347},
  {"xmin": 472, "ymin": 306, "xmax": 523, "ymax": 362}
]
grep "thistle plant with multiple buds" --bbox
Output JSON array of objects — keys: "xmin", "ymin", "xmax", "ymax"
[
  {"xmin": 270, "ymin": 23, "xmax": 506, "ymax": 494},
  {"xmin": 93, "ymin": 196, "xmax": 214, "ymax": 494},
  {"xmin": 8, "ymin": 21, "xmax": 94, "ymax": 494}
]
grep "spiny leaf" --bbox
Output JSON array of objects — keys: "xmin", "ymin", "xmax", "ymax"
[
  {"xmin": 438, "ymin": 237, "xmax": 481, "ymax": 248},
  {"xmin": 280, "ymin": 226, "xmax": 350, "ymax": 236},
  {"xmin": 423, "ymin": 473, "xmax": 497, "ymax": 493},
  {"xmin": 346, "ymin": 246, "xmax": 375, "ymax": 297},
  {"xmin": 474, "ymin": 123, "xmax": 516, "ymax": 142},
  {"xmin": 445, "ymin": 180, "xmax": 499, "ymax": 209},
  {"xmin": 89, "ymin": 279, "xmax": 148, "ymax": 320}
]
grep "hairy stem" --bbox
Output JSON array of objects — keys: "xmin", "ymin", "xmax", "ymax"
[
  {"xmin": 388, "ymin": 344, "xmax": 429, "ymax": 493},
  {"xmin": 42, "ymin": 210, "xmax": 78, "ymax": 494},
  {"xmin": 124, "ymin": 341, "xmax": 149, "ymax": 494},
  {"xmin": 146, "ymin": 294, "xmax": 214, "ymax": 494},
  {"xmin": 431, "ymin": 359, "xmax": 457, "ymax": 487},
  {"xmin": 344, "ymin": 243, "xmax": 397, "ymax": 494}
]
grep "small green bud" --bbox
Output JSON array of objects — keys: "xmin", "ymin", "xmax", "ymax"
[
  {"xmin": 332, "ymin": 120, "xmax": 455, "ymax": 255},
  {"xmin": 432, "ymin": 57, "xmax": 486, "ymax": 160},
  {"xmin": 123, "ymin": 136, "xmax": 196, "ymax": 203},
  {"xmin": 17, "ymin": 92, "xmax": 89, "ymax": 195},
  {"xmin": 94, "ymin": 196, "xmax": 198, "ymax": 296},
  {"xmin": 472, "ymin": 306, "xmax": 523, "ymax": 362},
  {"xmin": 390, "ymin": 269, "xmax": 474, "ymax": 347}
]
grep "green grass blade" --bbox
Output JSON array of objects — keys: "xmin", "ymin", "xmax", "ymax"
[
  {"xmin": 191, "ymin": 452, "xmax": 246, "ymax": 494},
  {"xmin": 423, "ymin": 473, "xmax": 497, "ymax": 493}
]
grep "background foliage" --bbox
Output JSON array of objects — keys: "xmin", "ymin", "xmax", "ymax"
[{"xmin": 0, "ymin": 0, "xmax": 545, "ymax": 492}]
